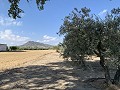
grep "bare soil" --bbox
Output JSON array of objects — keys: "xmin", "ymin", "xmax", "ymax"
[{"xmin": 0, "ymin": 50, "xmax": 118, "ymax": 90}]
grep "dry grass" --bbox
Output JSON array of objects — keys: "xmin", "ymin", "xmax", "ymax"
[{"xmin": 0, "ymin": 50, "xmax": 58, "ymax": 71}]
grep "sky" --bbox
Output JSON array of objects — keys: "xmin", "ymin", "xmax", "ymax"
[{"xmin": 0, "ymin": 0, "xmax": 119, "ymax": 46}]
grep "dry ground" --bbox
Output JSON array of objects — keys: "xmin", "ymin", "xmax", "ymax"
[
  {"xmin": 0, "ymin": 50, "xmax": 118, "ymax": 90},
  {"xmin": 0, "ymin": 50, "xmax": 57, "ymax": 71}
]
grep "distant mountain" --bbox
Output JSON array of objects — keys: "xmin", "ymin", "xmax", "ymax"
[{"xmin": 20, "ymin": 41, "xmax": 53, "ymax": 49}]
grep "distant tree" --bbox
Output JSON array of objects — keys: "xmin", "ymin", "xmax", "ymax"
[
  {"xmin": 59, "ymin": 7, "xmax": 120, "ymax": 86},
  {"xmin": 9, "ymin": 46, "xmax": 19, "ymax": 51}
]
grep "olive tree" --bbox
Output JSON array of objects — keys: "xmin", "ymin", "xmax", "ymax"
[
  {"xmin": 59, "ymin": 7, "xmax": 120, "ymax": 86},
  {"xmin": 105, "ymin": 8, "xmax": 120, "ymax": 85},
  {"xmin": 59, "ymin": 7, "xmax": 101, "ymax": 66}
]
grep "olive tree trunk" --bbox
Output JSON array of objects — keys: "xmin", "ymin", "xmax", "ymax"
[
  {"xmin": 97, "ymin": 41, "xmax": 112, "ymax": 86},
  {"xmin": 113, "ymin": 66, "xmax": 120, "ymax": 85}
]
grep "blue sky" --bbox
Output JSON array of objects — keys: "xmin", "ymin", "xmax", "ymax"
[{"xmin": 0, "ymin": 0, "xmax": 119, "ymax": 46}]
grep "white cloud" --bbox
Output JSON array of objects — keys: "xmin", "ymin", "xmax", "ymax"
[
  {"xmin": 36, "ymin": 40, "xmax": 40, "ymax": 42},
  {"xmin": 0, "ymin": 29, "xmax": 30, "ymax": 42},
  {"xmin": 42, "ymin": 35, "xmax": 57, "ymax": 43},
  {"xmin": 38, "ymin": 35, "xmax": 63, "ymax": 45},
  {"xmin": 98, "ymin": 9, "xmax": 107, "ymax": 16},
  {"xmin": 0, "ymin": 16, "xmax": 22, "ymax": 26}
]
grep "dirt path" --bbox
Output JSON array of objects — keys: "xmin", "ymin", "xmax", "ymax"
[{"xmin": 0, "ymin": 50, "xmax": 109, "ymax": 90}]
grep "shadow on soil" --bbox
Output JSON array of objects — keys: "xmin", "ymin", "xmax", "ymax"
[{"xmin": 0, "ymin": 60, "xmax": 109, "ymax": 90}]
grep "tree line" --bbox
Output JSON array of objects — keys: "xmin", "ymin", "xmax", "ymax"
[{"xmin": 8, "ymin": 46, "xmax": 50, "ymax": 51}]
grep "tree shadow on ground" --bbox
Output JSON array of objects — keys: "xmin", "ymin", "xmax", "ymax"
[{"xmin": 0, "ymin": 60, "xmax": 109, "ymax": 90}]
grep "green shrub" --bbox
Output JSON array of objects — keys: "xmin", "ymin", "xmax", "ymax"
[{"xmin": 9, "ymin": 46, "xmax": 19, "ymax": 51}]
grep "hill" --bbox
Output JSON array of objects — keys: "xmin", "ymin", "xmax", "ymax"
[{"xmin": 19, "ymin": 41, "xmax": 53, "ymax": 50}]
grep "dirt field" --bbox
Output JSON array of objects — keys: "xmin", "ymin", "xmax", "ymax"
[
  {"xmin": 0, "ymin": 50, "xmax": 58, "ymax": 71},
  {"xmin": 0, "ymin": 50, "xmax": 118, "ymax": 90}
]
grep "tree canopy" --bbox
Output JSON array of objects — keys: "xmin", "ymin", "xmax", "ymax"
[{"xmin": 59, "ymin": 7, "xmax": 120, "ymax": 86}]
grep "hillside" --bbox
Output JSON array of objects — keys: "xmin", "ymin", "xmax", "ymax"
[{"xmin": 20, "ymin": 41, "xmax": 53, "ymax": 49}]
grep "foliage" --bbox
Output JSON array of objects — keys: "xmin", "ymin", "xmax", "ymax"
[
  {"xmin": 19, "ymin": 46, "xmax": 49, "ymax": 50},
  {"xmin": 59, "ymin": 7, "xmax": 120, "ymax": 85},
  {"xmin": 59, "ymin": 7, "xmax": 96, "ymax": 64},
  {"xmin": 9, "ymin": 46, "xmax": 49, "ymax": 50},
  {"xmin": 52, "ymin": 44, "xmax": 64, "ymax": 53},
  {"xmin": 9, "ymin": 46, "xmax": 19, "ymax": 51},
  {"xmin": 8, "ymin": 0, "xmax": 48, "ymax": 19}
]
